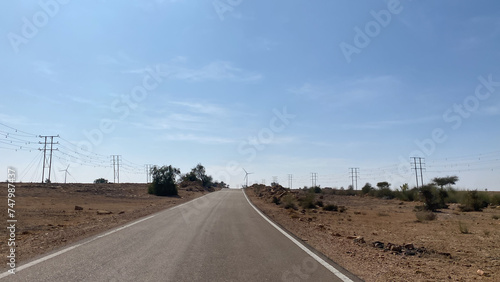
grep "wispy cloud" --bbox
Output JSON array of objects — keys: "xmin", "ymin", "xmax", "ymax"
[
  {"xmin": 118, "ymin": 56, "xmax": 262, "ymax": 83},
  {"xmin": 160, "ymin": 133, "xmax": 235, "ymax": 144},
  {"xmin": 289, "ymin": 75, "xmax": 402, "ymax": 104},
  {"xmin": 169, "ymin": 101, "xmax": 226, "ymax": 115},
  {"xmin": 343, "ymin": 116, "xmax": 440, "ymax": 130},
  {"xmin": 132, "ymin": 113, "xmax": 209, "ymax": 131},
  {"xmin": 164, "ymin": 60, "xmax": 262, "ymax": 82}
]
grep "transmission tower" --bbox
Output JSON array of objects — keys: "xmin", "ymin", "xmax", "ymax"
[
  {"xmin": 39, "ymin": 135, "xmax": 59, "ymax": 183},
  {"xmin": 411, "ymin": 157, "xmax": 425, "ymax": 188},
  {"xmin": 349, "ymin": 168, "xmax": 359, "ymax": 190},
  {"xmin": 288, "ymin": 174, "xmax": 293, "ymax": 189},
  {"xmin": 311, "ymin": 172, "xmax": 318, "ymax": 187},
  {"xmin": 145, "ymin": 164, "xmax": 154, "ymax": 183},
  {"xmin": 111, "ymin": 155, "xmax": 121, "ymax": 183}
]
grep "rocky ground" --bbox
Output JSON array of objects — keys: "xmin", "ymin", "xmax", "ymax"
[
  {"xmin": 246, "ymin": 185, "xmax": 500, "ymax": 281},
  {"xmin": 0, "ymin": 182, "xmax": 210, "ymax": 270}
]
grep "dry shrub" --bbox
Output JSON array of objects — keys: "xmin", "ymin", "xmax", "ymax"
[{"xmin": 415, "ymin": 210, "xmax": 436, "ymax": 222}]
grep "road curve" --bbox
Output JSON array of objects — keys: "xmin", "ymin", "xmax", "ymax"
[{"xmin": 2, "ymin": 189, "xmax": 360, "ymax": 281}]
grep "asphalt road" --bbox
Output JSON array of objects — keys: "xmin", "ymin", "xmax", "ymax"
[{"xmin": 2, "ymin": 189, "xmax": 360, "ymax": 281}]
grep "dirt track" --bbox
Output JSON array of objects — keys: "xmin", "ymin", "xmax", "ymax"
[{"xmin": 0, "ymin": 182, "xmax": 208, "ymax": 269}]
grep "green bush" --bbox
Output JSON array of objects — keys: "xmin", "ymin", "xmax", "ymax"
[
  {"xmin": 419, "ymin": 184, "xmax": 440, "ymax": 211},
  {"xmin": 492, "ymin": 193, "xmax": 500, "ymax": 206},
  {"xmin": 309, "ymin": 186, "xmax": 322, "ymax": 194},
  {"xmin": 395, "ymin": 186, "xmax": 419, "ymax": 202},
  {"xmin": 299, "ymin": 193, "xmax": 316, "ymax": 209},
  {"xmin": 93, "ymin": 178, "xmax": 108, "ymax": 184},
  {"xmin": 376, "ymin": 187, "xmax": 395, "ymax": 199},
  {"xmin": 361, "ymin": 183, "xmax": 373, "ymax": 195},
  {"xmin": 281, "ymin": 194, "xmax": 297, "ymax": 210},
  {"xmin": 272, "ymin": 196, "xmax": 280, "ymax": 205},
  {"xmin": 445, "ymin": 188, "xmax": 462, "ymax": 203},
  {"xmin": 148, "ymin": 165, "xmax": 180, "ymax": 196},
  {"xmin": 459, "ymin": 190, "xmax": 486, "ymax": 212},
  {"xmin": 315, "ymin": 200, "xmax": 324, "ymax": 207}
]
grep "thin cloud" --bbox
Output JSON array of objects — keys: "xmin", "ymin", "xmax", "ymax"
[
  {"xmin": 161, "ymin": 133, "xmax": 235, "ymax": 144},
  {"xmin": 163, "ymin": 60, "xmax": 263, "ymax": 82},
  {"xmin": 343, "ymin": 116, "xmax": 441, "ymax": 130},
  {"xmin": 169, "ymin": 101, "xmax": 226, "ymax": 115}
]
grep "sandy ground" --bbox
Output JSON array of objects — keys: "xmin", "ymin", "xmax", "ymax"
[
  {"xmin": 246, "ymin": 186, "xmax": 500, "ymax": 282},
  {"xmin": 0, "ymin": 182, "xmax": 209, "ymax": 271}
]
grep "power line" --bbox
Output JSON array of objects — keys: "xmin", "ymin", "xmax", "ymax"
[{"xmin": 0, "ymin": 122, "xmax": 39, "ymax": 137}]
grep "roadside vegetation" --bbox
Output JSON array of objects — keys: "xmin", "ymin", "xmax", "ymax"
[
  {"xmin": 148, "ymin": 163, "xmax": 227, "ymax": 196},
  {"xmin": 249, "ymin": 175, "xmax": 500, "ymax": 217}
]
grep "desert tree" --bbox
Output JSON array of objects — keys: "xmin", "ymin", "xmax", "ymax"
[
  {"xmin": 432, "ymin": 176, "xmax": 459, "ymax": 209},
  {"xmin": 148, "ymin": 165, "xmax": 180, "ymax": 196},
  {"xmin": 432, "ymin": 176, "xmax": 459, "ymax": 189},
  {"xmin": 361, "ymin": 183, "xmax": 373, "ymax": 195}
]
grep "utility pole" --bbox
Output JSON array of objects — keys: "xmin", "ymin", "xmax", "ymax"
[
  {"xmin": 39, "ymin": 135, "xmax": 59, "ymax": 183},
  {"xmin": 311, "ymin": 172, "xmax": 317, "ymax": 187},
  {"xmin": 419, "ymin": 157, "xmax": 425, "ymax": 187},
  {"xmin": 111, "ymin": 155, "xmax": 121, "ymax": 183},
  {"xmin": 288, "ymin": 174, "xmax": 293, "ymax": 189},
  {"xmin": 349, "ymin": 168, "xmax": 359, "ymax": 190},
  {"xmin": 411, "ymin": 157, "xmax": 425, "ymax": 189}
]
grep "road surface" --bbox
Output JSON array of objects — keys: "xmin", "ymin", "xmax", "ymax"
[{"xmin": 2, "ymin": 189, "xmax": 360, "ymax": 281}]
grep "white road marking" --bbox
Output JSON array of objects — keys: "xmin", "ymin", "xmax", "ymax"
[
  {"xmin": 0, "ymin": 193, "xmax": 214, "ymax": 278},
  {"xmin": 242, "ymin": 189, "xmax": 354, "ymax": 282}
]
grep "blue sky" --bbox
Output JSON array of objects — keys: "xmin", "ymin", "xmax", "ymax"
[{"xmin": 1, "ymin": 0, "xmax": 499, "ymax": 190}]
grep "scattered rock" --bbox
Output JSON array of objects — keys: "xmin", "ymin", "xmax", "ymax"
[
  {"xmin": 404, "ymin": 243, "xmax": 414, "ymax": 250},
  {"xmin": 405, "ymin": 250, "xmax": 416, "ymax": 256},
  {"xmin": 354, "ymin": 236, "xmax": 365, "ymax": 244},
  {"xmin": 96, "ymin": 210, "xmax": 112, "ymax": 215},
  {"xmin": 332, "ymin": 233, "xmax": 342, "ymax": 237},
  {"xmin": 390, "ymin": 244, "xmax": 402, "ymax": 252},
  {"xmin": 75, "ymin": 206, "xmax": 83, "ymax": 211},
  {"xmin": 477, "ymin": 269, "xmax": 484, "ymax": 276},
  {"xmin": 118, "ymin": 211, "xmax": 125, "ymax": 214},
  {"xmin": 347, "ymin": 235, "xmax": 357, "ymax": 239},
  {"xmin": 372, "ymin": 241, "xmax": 385, "ymax": 249}
]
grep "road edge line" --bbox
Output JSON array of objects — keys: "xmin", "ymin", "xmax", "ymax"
[
  {"xmin": 242, "ymin": 189, "xmax": 354, "ymax": 282},
  {"xmin": 0, "ymin": 191, "xmax": 217, "ymax": 279}
]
